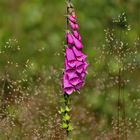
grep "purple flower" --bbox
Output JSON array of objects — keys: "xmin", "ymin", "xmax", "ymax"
[
  {"xmin": 67, "ymin": 32, "xmax": 74, "ymax": 44},
  {"xmin": 69, "ymin": 21, "xmax": 78, "ymax": 30},
  {"xmin": 63, "ymin": 74, "xmax": 74, "ymax": 94},
  {"xmin": 68, "ymin": 15, "xmax": 77, "ymax": 23},
  {"xmin": 73, "ymin": 30, "xmax": 79, "ymax": 38},
  {"xmin": 73, "ymin": 35, "xmax": 83, "ymax": 49},
  {"xmin": 63, "ymin": 9, "xmax": 88, "ymax": 95},
  {"xmin": 72, "ymin": 46, "xmax": 87, "ymax": 61}
]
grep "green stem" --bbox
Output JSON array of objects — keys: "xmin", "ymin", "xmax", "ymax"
[
  {"xmin": 59, "ymin": 94, "xmax": 72, "ymax": 136},
  {"xmin": 64, "ymin": 94, "xmax": 70, "ymax": 136},
  {"xmin": 61, "ymin": 0, "xmax": 73, "ymax": 138}
]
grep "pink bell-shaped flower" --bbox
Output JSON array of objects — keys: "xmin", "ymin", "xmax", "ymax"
[
  {"xmin": 73, "ymin": 35, "xmax": 83, "ymax": 49},
  {"xmin": 72, "ymin": 46, "xmax": 87, "ymax": 61},
  {"xmin": 63, "ymin": 74, "xmax": 74, "ymax": 94},
  {"xmin": 63, "ymin": 4, "xmax": 88, "ymax": 95},
  {"xmin": 66, "ymin": 47, "xmax": 76, "ymax": 67},
  {"xmin": 76, "ymin": 61, "xmax": 84, "ymax": 73},
  {"xmin": 68, "ymin": 15, "xmax": 77, "ymax": 23},
  {"xmin": 67, "ymin": 32, "xmax": 74, "ymax": 44}
]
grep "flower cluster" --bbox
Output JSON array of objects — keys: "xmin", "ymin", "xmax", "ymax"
[{"xmin": 63, "ymin": 11, "xmax": 88, "ymax": 95}]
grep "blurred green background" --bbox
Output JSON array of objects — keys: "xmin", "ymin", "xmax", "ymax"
[{"xmin": 0, "ymin": 0, "xmax": 140, "ymax": 140}]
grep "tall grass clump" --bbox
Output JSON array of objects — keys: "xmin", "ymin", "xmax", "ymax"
[
  {"xmin": 0, "ymin": 39, "xmax": 66, "ymax": 140},
  {"xmin": 94, "ymin": 13, "xmax": 140, "ymax": 139}
]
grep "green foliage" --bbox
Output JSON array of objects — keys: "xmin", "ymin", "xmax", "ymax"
[
  {"xmin": 67, "ymin": 123, "xmax": 73, "ymax": 132},
  {"xmin": 59, "ymin": 94, "xmax": 73, "ymax": 136},
  {"xmin": 65, "ymin": 106, "xmax": 71, "ymax": 112},
  {"xmin": 58, "ymin": 107, "xmax": 65, "ymax": 114},
  {"xmin": 63, "ymin": 113, "xmax": 70, "ymax": 121},
  {"xmin": 62, "ymin": 122, "xmax": 68, "ymax": 129}
]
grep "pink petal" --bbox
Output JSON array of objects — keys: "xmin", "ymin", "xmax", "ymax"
[
  {"xmin": 64, "ymin": 87, "xmax": 74, "ymax": 95},
  {"xmin": 76, "ymin": 61, "xmax": 84, "ymax": 73},
  {"xmin": 66, "ymin": 68, "xmax": 76, "ymax": 74},
  {"xmin": 73, "ymin": 31, "xmax": 82, "ymax": 41},
  {"xmin": 68, "ymin": 72, "xmax": 78, "ymax": 80},
  {"xmin": 63, "ymin": 74, "xmax": 70, "ymax": 87},
  {"xmin": 69, "ymin": 21, "xmax": 79, "ymax": 30},
  {"xmin": 75, "ymin": 24, "xmax": 79, "ymax": 29},
  {"xmin": 75, "ymin": 81, "xmax": 84, "ymax": 90},
  {"xmin": 66, "ymin": 47, "xmax": 75, "ymax": 61},
  {"xmin": 84, "ymin": 62, "xmax": 88, "ymax": 71},
  {"xmin": 73, "ymin": 30, "xmax": 79, "ymax": 38},
  {"xmin": 65, "ymin": 60, "xmax": 75, "ymax": 71},
  {"xmin": 67, "ymin": 32, "xmax": 74, "ymax": 44},
  {"xmin": 67, "ymin": 73, "xmax": 80, "ymax": 86},
  {"xmin": 65, "ymin": 60, "xmax": 71, "ymax": 70},
  {"xmin": 63, "ymin": 74, "xmax": 74, "ymax": 94},
  {"xmin": 78, "ymin": 34, "xmax": 82, "ymax": 41},
  {"xmin": 76, "ymin": 54, "xmax": 87, "ymax": 62},
  {"xmin": 70, "ymin": 77, "xmax": 80, "ymax": 86},
  {"xmin": 81, "ymin": 72, "xmax": 86, "ymax": 79},
  {"xmin": 72, "ymin": 46, "xmax": 87, "ymax": 61},
  {"xmin": 69, "ymin": 21, "xmax": 76, "ymax": 29},
  {"xmin": 68, "ymin": 15, "xmax": 76, "ymax": 23},
  {"xmin": 73, "ymin": 46, "xmax": 83, "ymax": 56},
  {"xmin": 82, "ymin": 54, "xmax": 88, "ymax": 61},
  {"xmin": 73, "ymin": 36, "xmax": 83, "ymax": 49},
  {"xmin": 76, "ymin": 61, "xmax": 84, "ymax": 67},
  {"xmin": 77, "ymin": 68, "xmax": 83, "ymax": 73},
  {"xmin": 65, "ymin": 61, "xmax": 76, "ymax": 76},
  {"xmin": 66, "ymin": 47, "xmax": 77, "ymax": 67},
  {"xmin": 68, "ymin": 60, "xmax": 76, "ymax": 68}
]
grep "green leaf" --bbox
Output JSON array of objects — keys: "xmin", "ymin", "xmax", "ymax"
[
  {"xmin": 68, "ymin": 123, "xmax": 73, "ymax": 131},
  {"xmin": 63, "ymin": 113, "xmax": 70, "ymax": 121},
  {"xmin": 65, "ymin": 106, "xmax": 71, "ymax": 112},
  {"xmin": 61, "ymin": 123, "xmax": 68, "ymax": 129},
  {"xmin": 58, "ymin": 107, "xmax": 65, "ymax": 114}
]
